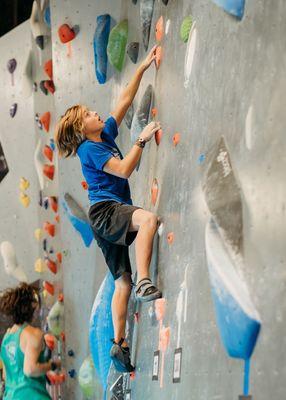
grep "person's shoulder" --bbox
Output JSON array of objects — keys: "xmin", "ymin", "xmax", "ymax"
[{"xmin": 24, "ymin": 326, "xmax": 43, "ymax": 340}]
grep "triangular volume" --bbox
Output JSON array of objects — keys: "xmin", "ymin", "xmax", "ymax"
[
  {"xmin": 140, "ymin": 0, "xmax": 155, "ymax": 51},
  {"xmin": 210, "ymin": 0, "xmax": 245, "ymax": 19},
  {"xmin": 0, "ymin": 142, "xmax": 9, "ymax": 183}
]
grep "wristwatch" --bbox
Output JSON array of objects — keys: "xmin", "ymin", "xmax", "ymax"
[{"xmin": 135, "ymin": 137, "xmax": 146, "ymax": 148}]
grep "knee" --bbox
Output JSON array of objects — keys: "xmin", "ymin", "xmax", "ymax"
[
  {"xmin": 142, "ymin": 212, "xmax": 159, "ymax": 230},
  {"xmin": 115, "ymin": 274, "xmax": 132, "ymax": 295}
]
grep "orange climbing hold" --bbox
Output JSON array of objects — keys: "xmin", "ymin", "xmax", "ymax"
[
  {"xmin": 58, "ymin": 24, "xmax": 75, "ymax": 43},
  {"xmin": 81, "ymin": 181, "xmax": 88, "ymax": 190},
  {"xmin": 151, "ymin": 178, "xmax": 159, "ymax": 206},
  {"xmin": 46, "ymin": 258, "xmax": 57, "ymax": 274},
  {"xmin": 155, "ymin": 46, "xmax": 163, "ymax": 69},
  {"xmin": 167, "ymin": 232, "xmax": 174, "ymax": 244},
  {"xmin": 43, "ymin": 281, "xmax": 54, "ymax": 296},
  {"xmin": 151, "ymin": 108, "xmax": 158, "ymax": 118},
  {"xmin": 56, "ymin": 252, "xmax": 62, "ymax": 263},
  {"xmin": 44, "ymin": 333, "xmax": 56, "ymax": 350},
  {"xmin": 49, "ymin": 197, "xmax": 58, "ymax": 213},
  {"xmin": 172, "ymin": 132, "xmax": 181, "ymax": 146},
  {"xmin": 44, "ymin": 59, "xmax": 53, "ymax": 80},
  {"xmin": 155, "ymin": 16, "xmax": 164, "ymax": 42},
  {"xmin": 155, "ymin": 129, "xmax": 163, "ymax": 146},
  {"xmin": 58, "ymin": 293, "xmax": 64, "ymax": 302},
  {"xmin": 55, "ymin": 215, "xmax": 60, "ymax": 223},
  {"xmin": 43, "ymin": 145, "xmax": 53, "ymax": 162},
  {"xmin": 40, "ymin": 111, "xmax": 51, "ymax": 132},
  {"xmin": 43, "ymin": 164, "xmax": 55, "ymax": 180},
  {"xmin": 43, "ymin": 221, "xmax": 55, "ymax": 237},
  {"xmin": 60, "ymin": 332, "xmax": 66, "ymax": 342},
  {"xmin": 44, "ymin": 80, "xmax": 55, "ymax": 94}
]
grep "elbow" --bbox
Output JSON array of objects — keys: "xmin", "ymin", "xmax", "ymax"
[
  {"xmin": 120, "ymin": 167, "xmax": 131, "ymax": 179},
  {"xmin": 24, "ymin": 366, "xmax": 37, "ymax": 378}
]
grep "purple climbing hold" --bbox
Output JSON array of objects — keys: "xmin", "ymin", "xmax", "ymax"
[
  {"xmin": 7, "ymin": 58, "xmax": 17, "ymax": 74},
  {"xmin": 9, "ymin": 103, "xmax": 17, "ymax": 118}
]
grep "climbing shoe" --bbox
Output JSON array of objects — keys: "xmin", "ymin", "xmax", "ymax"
[
  {"xmin": 135, "ymin": 278, "xmax": 162, "ymax": 303},
  {"xmin": 110, "ymin": 338, "xmax": 135, "ymax": 373}
]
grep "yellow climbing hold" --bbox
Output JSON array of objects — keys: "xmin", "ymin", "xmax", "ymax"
[
  {"xmin": 34, "ymin": 228, "xmax": 43, "ymax": 241},
  {"xmin": 19, "ymin": 192, "xmax": 30, "ymax": 208},
  {"xmin": 19, "ymin": 177, "xmax": 30, "ymax": 191},
  {"xmin": 42, "ymin": 289, "xmax": 48, "ymax": 298},
  {"xmin": 34, "ymin": 258, "xmax": 46, "ymax": 273}
]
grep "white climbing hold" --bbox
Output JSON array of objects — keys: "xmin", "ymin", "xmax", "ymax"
[{"xmin": 0, "ymin": 241, "xmax": 28, "ymax": 282}]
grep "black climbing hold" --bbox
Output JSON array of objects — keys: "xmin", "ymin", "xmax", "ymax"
[
  {"xmin": 68, "ymin": 349, "xmax": 75, "ymax": 357},
  {"xmin": 132, "ymin": 0, "xmax": 137, "ymax": 3},
  {"xmin": 7, "ymin": 58, "xmax": 17, "ymax": 74},
  {"xmin": 39, "ymin": 190, "xmax": 43, "ymax": 207},
  {"xmin": 43, "ymin": 198, "xmax": 49, "ymax": 210},
  {"xmin": 68, "ymin": 369, "xmax": 76, "ymax": 378},
  {"xmin": 40, "ymin": 80, "xmax": 48, "ymax": 95},
  {"xmin": 9, "ymin": 103, "xmax": 17, "ymax": 118},
  {"xmin": 33, "ymin": 82, "xmax": 38, "ymax": 92},
  {"xmin": 35, "ymin": 35, "xmax": 44, "ymax": 50},
  {"xmin": 43, "ymin": 239, "xmax": 47, "ymax": 251},
  {"xmin": 127, "ymin": 42, "xmax": 139, "ymax": 63},
  {"xmin": 162, "ymin": 0, "xmax": 169, "ymax": 4}
]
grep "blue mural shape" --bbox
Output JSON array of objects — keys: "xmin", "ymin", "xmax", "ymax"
[
  {"xmin": 62, "ymin": 193, "xmax": 94, "ymax": 247},
  {"xmin": 89, "ymin": 272, "xmax": 115, "ymax": 400},
  {"xmin": 210, "ymin": 0, "xmax": 245, "ymax": 19},
  {"xmin": 93, "ymin": 14, "xmax": 111, "ymax": 84}
]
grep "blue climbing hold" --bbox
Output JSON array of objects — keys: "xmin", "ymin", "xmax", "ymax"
[
  {"xmin": 49, "ymin": 139, "xmax": 55, "ymax": 151},
  {"xmin": 44, "ymin": 6, "xmax": 51, "ymax": 28},
  {"xmin": 62, "ymin": 193, "xmax": 94, "ymax": 247},
  {"xmin": 89, "ymin": 272, "xmax": 115, "ymax": 400},
  {"xmin": 210, "ymin": 0, "xmax": 245, "ymax": 19},
  {"xmin": 93, "ymin": 14, "xmax": 111, "ymax": 84}
]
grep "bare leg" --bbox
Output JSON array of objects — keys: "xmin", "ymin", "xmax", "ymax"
[
  {"xmin": 129, "ymin": 210, "xmax": 159, "ymax": 283},
  {"xmin": 111, "ymin": 273, "xmax": 132, "ymax": 346}
]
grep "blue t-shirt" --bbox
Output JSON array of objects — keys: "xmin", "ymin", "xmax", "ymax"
[{"xmin": 77, "ymin": 116, "xmax": 132, "ymax": 206}]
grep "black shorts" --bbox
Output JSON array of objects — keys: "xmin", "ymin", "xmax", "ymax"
[{"xmin": 88, "ymin": 201, "xmax": 140, "ymax": 280}]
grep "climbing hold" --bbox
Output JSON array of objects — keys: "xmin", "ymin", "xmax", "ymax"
[
  {"xmin": 172, "ymin": 132, "xmax": 181, "ymax": 146},
  {"xmin": 131, "ymin": 84, "xmax": 153, "ymax": 145},
  {"xmin": 50, "ymin": 139, "xmax": 56, "ymax": 151},
  {"xmin": 49, "ymin": 197, "xmax": 58, "ymax": 213},
  {"xmin": 56, "ymin": 252, "xmax": 62, "ymax": 263},
  {"xmin": 68, "ymin": 349, "xmax": 75, "ymax": 357},
  {"xmin": 58, "ymin": 24, "xmax": 76, "ymax": 43},
  {"xmin": 19, "ymin": 177, "xmax": 30, "ymax": 191},
  {"xmin": 7, "ymin": 58, "xmax": 17, "ymax": 85},
  {"xmin": 140, "ymin": 0, "xmax": 155, "ymax": 51},
  {"xmin": 167, "ymin": 232, "xmax": 174, "ymax": 244},
  {"xmin": 47, "ymin": 297, "xmax": 64, "ymax": 335},
  {"xmin": 34, "ymin": 140, "xmax": 44, "ymax": 190},
  {"xmin": 44, "ymin": 6, "xmax": 51, "ymax": 28},
  {"xmin": 35, "ymin": 113, "xmax": 43, "ymax": 128},
  {"xmin": 49, "ymin": 246, "xmax": 54, "ymax": 254},
  {"xmin": 55, "ymin": 215, "xmax": 60, "ymax": 223},
  {"xmin": 151, "ymin": 108, "xmax": 158, "ymax": 117},
  {"xmin": 155, "ymin": 129, "xmax": 163, "ymax": 146},
  {"xmin": 44, "ymin": 334, "xmax": 56, "ymax": 351},
  {"xmin": 68, "ymin": 369, "xmax": 76, "ymax": 378},
  {"xmin": 93, "ymin": 14, "xmax": 110, "ymax": 84},
  {"xmin": 79, "ymin": 356, "xmax": 101, "ymax": 399},
  {"xmin": 60, "ymin": 332, "xmax": 65, "ymax": 342},
  {"xmin": 40, "ymin": 111, "xmax": 51, "ymax": 132},
  {"xmin": 43, "ymin": 198, "xmax": 49, "ymax": 210},
  {"xmin": 42, "ymin": 145, "xmax": 53, "ymax": 162},
  {"xmin": 0, "ymin": 241, "xmax": 28, "ymax": 282},
  {"xmin": 45, "ymin": 257, "xmax": 57, "ymax": 274},
  {"xmin": 33, "ymin": 82, "xmax": 37, "ymax": 92},
  {"xmin": 126, "ymin": 42, "xmax": 139, "ymax": 64},
  {"xmin": 34, "ymin": 228, "xmax": 43, "ymax": 241},
  {"xmin": 180, "ymin": 16, "xmax": 193, "ymax": 43},
  {"xmin": 62, "ymin": 193, "xmax": 94, "ymax": 247},
  {"xmin": 184, "ymin": 21, "xmax": 197, "ymax": 88},
  {"xmin": 42, "ymin": 238, "xmax": 47, "ymax": 251},
  {"xmin": 151, "ymin": 178, "xmax": 159, "ymax": 206},
  {"xmin": 58, "ymin": 293, "xmax": 64, "ymax": 302},
  {"xmin": 34, "ymin": 258, "xmax": 46, "ymax": 273},
  {"xmin": 43, "ymin": 221, "xmax": 55, "ymax": 237},
  {"xmin": 30, "ymin": 0, "xmax": 49, "ymax": 49},
  {"xmin": 124, "ymin": 103, "xmax": 134, "ymax": 129},
  {"xmin": 155, "ymin": 46, "xmax": 163, "ymax": 69},
  {"xmin": 39, "ymin": 80, "xmax": 48, "ymax": 95},
  {"xmin": 44, "ymin": 59, "xmax": 53, "ymax": 79},
  {"xmin": 155, "ymin": 298, "xmax": 166, "ymax": 321},
  {"xmin": 162, "ymin": 0, "xmax": 169, "ymax": 4},
  {"xmin": 210, "ymin": 0, "xmax": 245, "ymax": 19},
  {"xmin": 81, "ymin": 181, "xmax": 88, "ymax": 190},
  {"xmin": 44, "ymin": 80, "xmax": 55, "ymax": 94},
  {"xmin": 107, "ymin": 20, "xmax": 128, "ymax": 71},
  {"xmin": 43, "ymin": 164, "xmax": 55, "ymax": 180},
  {"xmin": 19, "ymin": 193, "xmax": 30, "ymax": 208},
  {"xmin": 198, "ymin": 153, "xmax": 206, "ymax": 164},
  {"xmin": 10, "ymin": 103, "xmax": 17, "ymax": 118},
  {"xmin": 155, "ymin": 16, "xmax": 164, "ymax": 42}
]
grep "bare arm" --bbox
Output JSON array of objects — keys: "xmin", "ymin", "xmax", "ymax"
[
  {"xmin": 111, "ymin": 46, "xmax": 157, "ymax": 126},
  {"xmin": 104, "ymin": 121, "xmax": 160, "ymax": 178}
]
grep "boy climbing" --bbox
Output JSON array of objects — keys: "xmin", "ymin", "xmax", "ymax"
[{"xmin": 55, "ymin": 45, "xmax": 162, "ymax": 372}]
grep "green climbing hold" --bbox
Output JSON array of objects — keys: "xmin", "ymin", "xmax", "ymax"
[
  {"xmin": 78, "ymin": 356, "xmax": 102, "ymax": 399},
  {"xmin": 180, "ymin": 15, "xmax": 193, "ymax": 43},
  {"xmin": 107, "ymin": 20, "xmax": 128, "ymax": 71}
]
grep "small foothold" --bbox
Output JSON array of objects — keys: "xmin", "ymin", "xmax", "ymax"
[
  {"xmin": 55, "ymin": 215, "xmax": 60, "ymax": 223},
  {"xmin": 68, "ymin": 369, "xmax": 76, "ymax": 378},
  {"xmin": 43, "ymin": 281, "xmax": 55, "ymax": 296},
  {"xmin": 58, "ymin": 24, "xmax": 76, "ymax": 43},
  {"xmin": 43, "ymin": 145, "xmax": 53, "ymax": 162},
  {"xmin": 35, "ymin": 35, "xmax": 44, "ymax": 50},
  {"xmin": 44, "ymin": 59, "xmax": 53, "ymax": 80},
  {"xmin": 49, "ymin": 247, "xmax": 54, "ymax": 254},
  {"xmin": 45, "ymin": 258, "xmax": 57, "ymax": 274},
  {"xmin": 155, "ymin": 129, "xmax": 163, "ymax": 146},
  {"xmin": 19, "ymin": 177, "xmax": 30, "ymax": 191},
  {"xmin": 34, "ymin": 228, "xmax": 43, "ymax": 241},
  {"xmin": 134, "ymin": 312, "xmax": 139, "ymax": 323},
  {"xmin": 198, "ymin": 153, "xmax": 206, "ymax": 164},
  {"xmin": 172, "ymin": 133, "xmax": 181, "ymax": 146},
  {"xmin": 33, "ymin": 82, "xmax": 38, "ymax": 92},
  {"xmin": 43, "ymin": 238, "xmax": 48, "ymax": 251},
  {"xmin": 126, "ymin": 42, "xmax": 139, "ymax": 64},
  {"xmin": 43, "ymin": 198, "xmax": 49, "ymax": 210},
  {"xmin": 180, "ymin": 16, "xmax": 193, "ymax": 43},
  {"xmin": 10, "ymin": 103, "xmax": 17, "ymax": 118},
  {"xmin": 68, "ymin": 349, "xmax": 75, "ymax": 357},
  {"xmin": 49, "ymin": 197, "xmax": 58, "ymax": 213},
  {"xmin": 39, "ymin": 190, "xmax": 43, "ymax": 207},
  {"xmin": 167, "ymin": 232, "xmax": 174, "ymax": 244},
  {"xmin": 155, "ymin": 46, "xmax": 163, "ymax": 69},
  {"xmin": 151, "ymin": 178, "xmax": 159, "ymax": 206},
  {"xmin": 151, "ymin": 108, "xmax": 158, "ymax": 117},
  {"xmin": 56, "ymin": 252, "xmax": 62, "ymax": 263},
  {"xmin": 40, "ymin": 80, "xmax": 48, "ymax": 95},
  {"xmin": 40, "ymin": 111, "xmax": 51, "ymax": 132},
  {"xmin": 34, "ymin": 258, "xmax": 46, "ymax": 273},
  {"xmin": 81, "ymin": 181, "xmax": 88, "ymax": 190},
  {"xmin": 19, "ymin": 193, "xmax": 30, "ymax": 208},
  {"xmin": 43, "ymin": 164, "xmax": 55, "ymax": 180},
  {"xmin": 155, "ymin": 16, "xmax": 164, "ymax": 42},
  {"xmin": 44, "ymin": 80, "xmax": 55, "ymax": 94},
  {"xmin": 60, "ymin": 332, "xmax": 66, "ymax": 342},
  {"xmin": 7, "ymin": 58, "xmax": 17, "ymax": 74},
  {"xmin": 43, "ymin": 222, "xmax": 55, "ymax": 237},
  {"xmin": 58, "ymin": 293, "xmax": 64, "ymax": 302},
  {"xmin": 130, "ymin": 371, "xmax": 136, "ymax": 380}
]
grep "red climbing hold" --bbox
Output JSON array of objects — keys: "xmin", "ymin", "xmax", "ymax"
[
  {"xmin": 151, "ymin": 178, "xmax": 159, "ymax": 206},
  {"xmin": 44, "ymin": 80, "xmax": 55, "ymax": 94},
  {"xmin": 43, "ymin": 221, "xmax": 55, "ymax": 237},
  {"xmin": 43, "ymin": 281, "xmax": 55, "ymax": 296},
  {"xmin": 58, "ymin": 293, "xmax": 64, "ymax": 302},
  {"xmin": 46, "ymin": 258, "xmax": 57, "ymax": 274},
  {"xmin": 58, "ymin": 24, "xmax": 75, "ymax": 43},
  {"xmin": 167, "ymin": 232, "xmax": 174, "ymax": 244},
  {"xmin": 155, "ymin": 46, "xmax": 163, "ymax": 69},
  {"xmin": 55, "ymin": 215, "xmax": 60, "ymax": 223},
  {"xmin": 155, "ymin": 129, "xmax": 163, "ymax": 146},
  {"xmin": 40, "ymin": 111, "xmax": 51, "ymax": 132},
  {"xmin": 130, "ymin": 371, "xmax": 136, "ymax": 381},
  {"xmin": 172, "ymin": 132, "xmax": 181, "ymax": 146},
  {"xmin": 44, "ymin": 334, "xmax": 56, "ymax": 350},
  {"xmin": 44, "ymin": 59, "xmax": 53, "ymax": 80},
  {"xmin": 43, "ymin": 145, "xmax": 53, "ymax": 162},
  {"xmin": 60, "ymin": 332, "xmax": 66, "ymax": 342},
  {"xmin": 43, "ymin": 164, "xmax": 55, "ymax": 180},
  {"xmin": 81, "ymin": 181, "xmax": 88, "ymax": 190},
  {"xmin": 56, "ymin": 252, "xmax": 62, "ymax": 263},
  {"xmin": 49, "ymin": 196, "xmax": 58, "ymax": 213},
  {"xmin": 155, "ymin": 16, "xmax": 164, "ymax": 42},
  {"xmin": 151, "ymin": 108, "xmax": 158, "ymax": 118}
]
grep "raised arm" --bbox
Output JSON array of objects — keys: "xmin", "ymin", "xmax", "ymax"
[{"xmin": 111, "ymin": 45, "xmax": 157, "ymax": 126}]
